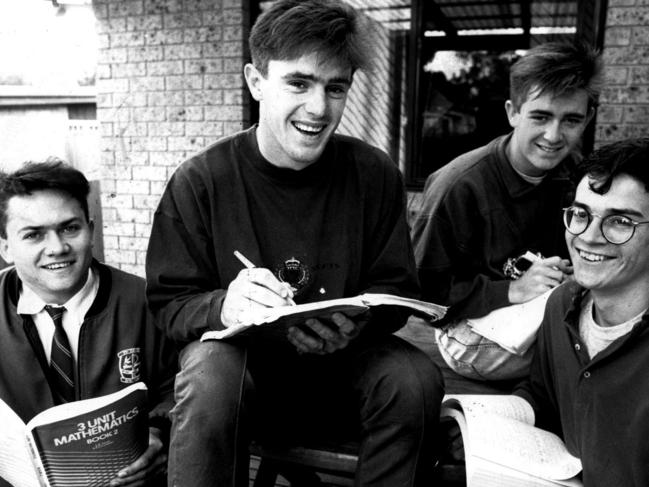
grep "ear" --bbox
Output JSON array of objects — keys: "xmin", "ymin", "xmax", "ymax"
[
  {"xmin": 0, "ymin": 237, "xmax": 13, "ymax": 265},
  {"xmin": 505, "ymin": 99, "xmax": 519, "ymax": 128},
  {"xmin": 88, "ymin": 219, "xmax": 95, "ymax": 247},
  {"xmin": 584, "ymin": 106, "xmax": 595, "ymax": 126},
  {"xmin": 244, "ymin": 63, "xmax": 264, "ymax": 102}
]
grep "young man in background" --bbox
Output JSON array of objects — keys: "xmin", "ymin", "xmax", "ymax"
[{"xmin": 411, "ymin": 42, "xmax": 602, "ymax": 380}]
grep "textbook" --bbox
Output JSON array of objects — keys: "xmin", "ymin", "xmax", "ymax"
[
  {"xmin": 201, "ymin": 293, "xmax": 448, "ymax": 340},
  {"xmin": 441, "ymin": 394, "xmax": 582, "ymax": 487},
  {"xmin": 0, "ymin": 382, "xmax": 148, "ymax": 487}
]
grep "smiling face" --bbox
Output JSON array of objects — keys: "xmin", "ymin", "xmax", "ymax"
[
  {"xmin": 567, "ymin": 174, "xmax": 649, "ymax": 301},
  {"xmin": 244, "ymin": 52, "xmax": 353, "ymax": 170},
  {"xmin": 0, "ymin": 190, "xmax": 94, "ymax": 305},
  {"xmin": 505, "ymin": 88, "xmax": 591, "ymax": 177}
]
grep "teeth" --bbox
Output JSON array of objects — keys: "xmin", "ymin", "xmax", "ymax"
[
  {"xmin": 578, "ymin": 250, "xmax": 606, "ymax": 262},
  {"xmin": 538, "ymin": 144, "xmax": 561, "ymax": 153},
  {"xmin": 294, "ymin": 122, "xmax": 324, "ymax": 134},
  {"xmin": 45, "ymin": 262, "xmax": 72, "ymax": 270}
]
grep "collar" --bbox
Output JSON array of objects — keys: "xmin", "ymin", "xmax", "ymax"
[
  {"xmin": 562, "ymin": 282, "xmax": 591, "ymax": 328},
  {"xmin": 17, "ymin": 268, "xmax": 97, "ymax": 317},
  {"xmin": 242, "ymin": 124, "xmax": 335, "ymax": 186},
  {"xmin": 562, "ymin": 282, "xmax": 649, "ymax": 334}
]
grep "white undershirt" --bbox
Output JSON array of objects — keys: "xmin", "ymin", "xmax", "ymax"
[
  {"xmin": 17, "ymin": 269, "xmax": 99, "ymax": 362},
  {"xmin": 511, "ymin": 164, "xmax": 546, "ymax": 185},
  {"xmin": 578, "ymin": 293, "xmax": 645, "ymax": 359}
]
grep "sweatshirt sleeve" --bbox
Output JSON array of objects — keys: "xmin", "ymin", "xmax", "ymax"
[
  {"xmin": 145, "ymin": 168, "xmax": 227, "ymax": 345},
  {"xmin": 358, "ymin": 155, "xmax": 420, "ymax": 335},
  {"xmin": 412, "ymin": 173, "xmax": 511, "ymax": 323}
]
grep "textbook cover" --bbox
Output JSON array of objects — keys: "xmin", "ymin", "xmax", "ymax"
[{"xmin": 0, "ymin": 382, "xmax": 148, "ymax": 487}]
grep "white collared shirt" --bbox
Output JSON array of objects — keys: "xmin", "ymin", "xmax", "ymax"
[{"xmin": 17, "ymin": 269, "xmax": 99, "ymax": 363}]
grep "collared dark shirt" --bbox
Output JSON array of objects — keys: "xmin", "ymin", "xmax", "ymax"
[
  {"xmin": 516, "ymin": 281, "xmax": 649, "ymax": 487},
  {"xmin": 411, "ymin": 134, "xmax": 576, "ymax": 323}
]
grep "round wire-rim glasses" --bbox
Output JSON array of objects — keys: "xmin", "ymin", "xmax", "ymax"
[{"xmin": 563, "ymin": 206, "xmax": 649, "ymax": 245}]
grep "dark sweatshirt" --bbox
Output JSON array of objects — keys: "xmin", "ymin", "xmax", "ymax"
[{"xmin": 411, "ymin": 134, "xmax": 575, "ymax": 323}]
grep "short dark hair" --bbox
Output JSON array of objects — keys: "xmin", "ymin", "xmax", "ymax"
[
  {"xmin": 0, "ymin": 158, "xmax": 90, "ymax": 238},
  {"xmin": 577, "ymin": 138, "xmax": 649, "ymax": 194},
  {"xmin": 249, "ymin": 0, "xmax": 372, "ymax": 76},
  {"xmin": 509, "ymin": 41, "xmax": 603, "ymax": 111}
]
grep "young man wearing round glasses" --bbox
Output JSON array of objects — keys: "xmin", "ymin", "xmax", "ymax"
[{"xmin": 515, "ymin": 138, "xmax": 649, "ymax": 487}]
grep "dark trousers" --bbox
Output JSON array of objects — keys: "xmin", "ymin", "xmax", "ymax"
[{"xmin": 167, "ymin": 334, "xmax": 445, "ymax": 487}]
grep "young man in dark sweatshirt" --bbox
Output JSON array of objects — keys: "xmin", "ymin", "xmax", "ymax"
[
  {"xmin": 411, "ymin": 42, "xmax": 602, "ymax": 380},
  {"xmin": 145, "ymin": 1, "xmax": 444, "ymax": 486}
]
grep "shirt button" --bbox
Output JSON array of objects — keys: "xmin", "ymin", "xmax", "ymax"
[
  {"xmin": 584, "ymin": 371, "xmax": 591, "ymax": 378},
  {"xmin": 574, "ymin": 343, "xmax": 581, "ymax": 351}
]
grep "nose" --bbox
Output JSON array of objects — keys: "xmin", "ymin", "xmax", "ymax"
[
  {"xmin": 544, "ymin": 120, "xmax": 561, "ymax": 143},
  {"xmin": 45, "ymin": 232, "xmax": 70, "ymax": 255},
  {"xmin": 304, "ymin": 87, "xmax": 327, "ymax": 117},
  {"xmin": 578, "ymin": 215, "xmax": 607, "ymax": 244}
]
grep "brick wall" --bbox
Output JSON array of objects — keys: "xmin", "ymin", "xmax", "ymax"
[
  {"xmin": 93, "ymin": 0, "xmax": 249, "ymax": 276},
  {"xmin": 596, "ymin": 0, "xmax": 649, "ymax": 145}
]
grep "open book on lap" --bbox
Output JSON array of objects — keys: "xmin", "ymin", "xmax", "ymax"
[
  {"xmin": 442, "ymin": 394, "xmax": 582, "ymax": 487},
  {"xmin": 201, "ymin": 293, "xmax": 448, "ymax": 341},
  {"xmin": 0, "ymin": 383, "xmax": 148, "ymax": 487}
]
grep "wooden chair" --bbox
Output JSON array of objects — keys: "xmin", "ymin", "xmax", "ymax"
[
  {"xmin": 250, "ymin": 437, "xmax": 466, "ymax": 487},
  {"xmin": 250, "ymin": 440, "xmax": 357, "ymax": 486}
]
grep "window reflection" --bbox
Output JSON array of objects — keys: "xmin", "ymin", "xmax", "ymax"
[{"xmin": 419, "ymin": 50, "xmax": 520, "ymax": 176}]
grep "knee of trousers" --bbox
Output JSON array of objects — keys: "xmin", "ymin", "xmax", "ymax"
[
  {"xmin": 357, "ymin": 342, "xmax": 445, "ymax": 428},
  {"xmin": 172, "ymin": 340, "xmax": 248, "ymax": 429}
]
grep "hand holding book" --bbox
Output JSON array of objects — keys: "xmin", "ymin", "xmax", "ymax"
[
  {"xmin": 287, "ymin": 309, "xmax": 367, "ymax": 355},
  {"xmin": 112, "ymin": 426, "xmax": 166, "ymax": 486}
]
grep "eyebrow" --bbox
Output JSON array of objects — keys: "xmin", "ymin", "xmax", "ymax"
[
  {"xmin": 281, "ymin": 71, "xmax": 352, "ymax": 85},
  {"xmin": 17, "ymin": 217, "xmax": 81, "ymax": 234},
  {"xmin": 529, "ymin": 109, "xmax": 586, "ymax": 119},
  {"xmin": 574, "ymin": 202, "xmax": 646, "ymax": 218}
]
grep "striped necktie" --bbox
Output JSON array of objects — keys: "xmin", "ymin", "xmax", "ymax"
[{"xmin": 44, "ymin": 305, "xmax": 75, "ymax": 403}]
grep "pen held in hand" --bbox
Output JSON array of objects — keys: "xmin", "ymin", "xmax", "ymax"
[
  {"xmin": 233, "ymin": 250, "xmax": 297, "ymax": 306},
  {"xmin": 233, "ymin": 250, "xmax": 256, "ymax": 269}
]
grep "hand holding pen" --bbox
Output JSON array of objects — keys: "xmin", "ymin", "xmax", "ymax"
[
  {"xmin": 508, "ymin": 251, "xmax": 573, "ymax": 304},
  {"xmin": 220, "ymin": 250, "xmax": 296, "ymax": 328}
]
